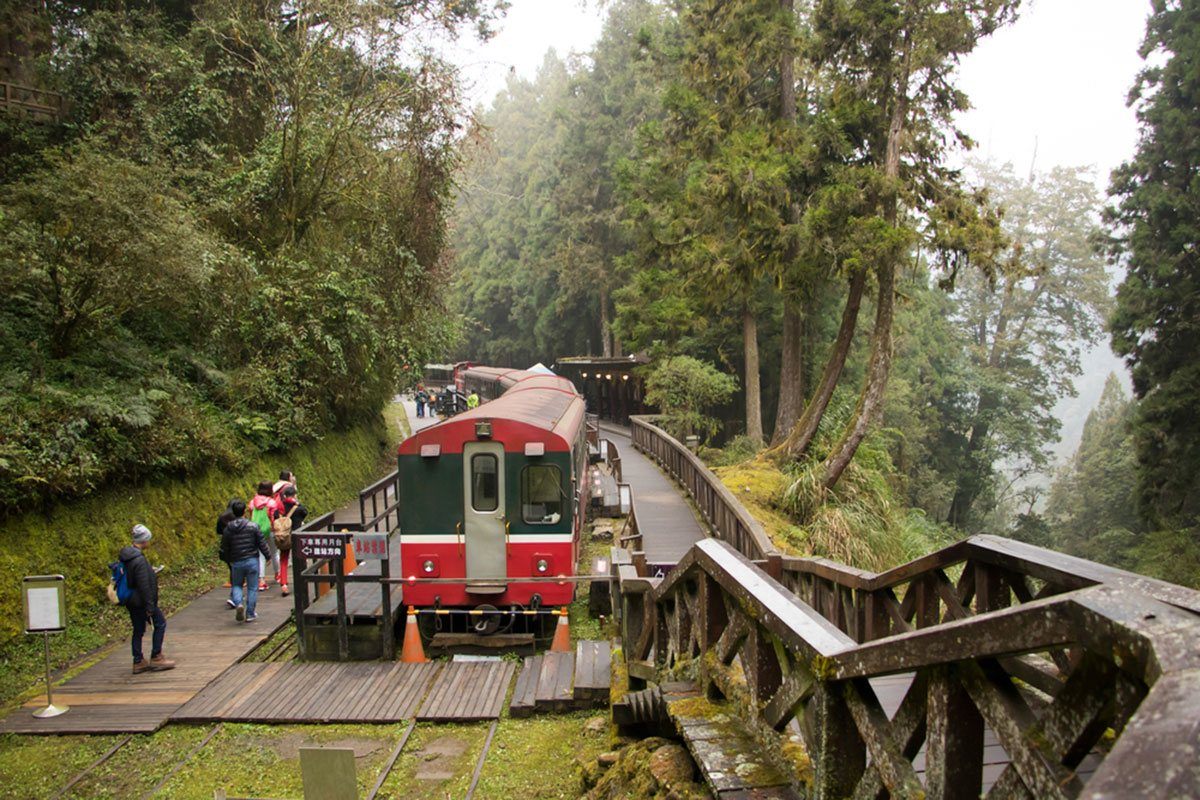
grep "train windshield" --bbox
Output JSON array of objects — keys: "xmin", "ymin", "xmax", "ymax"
[
  {"xmin": 521, "ymin": 465, "xmax": 562, "ymax": 524},
  {"xmin": 471, "ymin": 454, "xmax": 499, "ymax": 512}
]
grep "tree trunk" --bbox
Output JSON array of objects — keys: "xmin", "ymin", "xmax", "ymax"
[
  {"xmin": 744, "ymin": 306, "xmax": 764, "ymax": 444},
  {"xmin": 600, "ymin": 284, "xmax": 613, "ymax": 358},
  {"xmin": 769, "ymin": 268, "xmax": 867, "ymax": 460},
  {"xmin": 823, "ymin": 259, "xmax": 896, "ymax": 488},
  {"xmin": 947, "ymin": 413, "xmax": 992, "ymax": 527},
  {"xmin": 771, "ymin": 0, "xmax": 802, "ymax": 446},
  {"xmin": 822, "ymin": 35, "xmax": 911, "ymax": 489},
  {"xmin": 771, "ymin": 297, "xmax": 804, "ymax": 445}
]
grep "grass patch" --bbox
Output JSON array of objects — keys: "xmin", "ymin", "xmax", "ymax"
[
  {"xmin": 374, "ymin": 721, "xmax": 490, "ymax": 799},
  {"xmin": 474, "ymin": 712, "xmax": 610, "ymax": 799},
  {"xmin": 0, "ymin": 733, "xmax": 125, "ymax": 800},
  {"xmin": 154, "ymin": 722, "xmax": 404, "ymax": 799},
  {"xmin": 60, "ymin": 725, "xmax": 214, "ymax": 799}
]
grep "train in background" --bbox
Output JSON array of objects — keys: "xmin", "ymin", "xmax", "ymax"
[{"xmin": 397, "ymin": 366, "xmax": 588, "ymax": 639}]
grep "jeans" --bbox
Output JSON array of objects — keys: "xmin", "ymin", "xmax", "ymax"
[
  {"xmin": 231, "ymin": 557, "xmax": 261, "ymax": 617},
  {"xmin": 129, "ymin": 605, "xmax": 166, "ymax": 663}
]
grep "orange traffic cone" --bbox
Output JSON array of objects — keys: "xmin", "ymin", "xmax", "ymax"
[
  {"xmin": 550, "ymin": 608, "xmax": 571, "ymax": 652},
  {"xmin": 342, "ymin": 532, "xmax": 357, "ymax": 574},
  {"xmin": 400, "ymin": 607, "xmax": 428, "ymax": 663}
]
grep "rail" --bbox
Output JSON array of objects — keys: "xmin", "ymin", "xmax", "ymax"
[
  {"xmin": 628, "ymin": 415, "xmax": 782, "ymax": 575},
  {"xmin": 358, "ymin": 469, "xmax": 400, "ymax": 533},
  {"xmin": 615, "ymin": 536, "xmax": 1200, "ymax": 798}
]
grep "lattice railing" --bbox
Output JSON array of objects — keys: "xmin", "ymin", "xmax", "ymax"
[{"xmin": 617, "ymin": 537, "xmax": 1200, "ymax": 799}]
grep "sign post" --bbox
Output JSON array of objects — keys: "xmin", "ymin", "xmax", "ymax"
[{"xmin": 23, "ymin": 575, "xmax": 67, "ymax": 719}]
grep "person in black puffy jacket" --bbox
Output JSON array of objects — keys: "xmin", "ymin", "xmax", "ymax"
[
  {"xmin": 220, "ymin": 499, "xmax": 270, "ymax": 623},
  {"xmin": 121, "ymin": 524, "xmax": 176, "ymax": 674}
]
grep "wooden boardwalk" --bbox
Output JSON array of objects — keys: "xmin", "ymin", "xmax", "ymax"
[
  {"xmin": 600, "ymin": 423, "xmax": 706, "ymax": 566},
  {"xmin": 303, "ymin": 534, "xmax": 403, "ymax": 620},
  {"xmin": 173, "ymin": 661, "xmax": 440, "ymax": 723},
  {"xmin": 416, "ymin": 660, "xmax": 513, "ymax": 722},
  {"xmin": 0, "ymin": 586, "xmax": 292, "ymax": 734},
  {"xmin": 510, "ymin": 641, "xmax": 612, "ymax": 717}
]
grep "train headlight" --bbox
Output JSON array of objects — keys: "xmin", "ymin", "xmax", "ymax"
[
  {"xmin": 422, "ymin": 560, "xmax": 436, "ymax": 574},
  {"xmin": 535, "ymin": 558, "xmax": 549, "ymax": 574}
]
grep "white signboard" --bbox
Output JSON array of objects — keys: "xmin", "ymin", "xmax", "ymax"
[{"xmin": 23, "ymin": 575, "xmax": 66, "ymax": 633}]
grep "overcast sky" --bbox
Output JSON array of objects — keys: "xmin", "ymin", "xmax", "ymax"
[{"xmin": 450, "ymin": 0, "xmax": 1151, "ymax": 182}]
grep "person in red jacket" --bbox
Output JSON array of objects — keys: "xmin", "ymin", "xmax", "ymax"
[{"xmin": 273, "ymin": 484, "xmax": 307, "ymax": 595}]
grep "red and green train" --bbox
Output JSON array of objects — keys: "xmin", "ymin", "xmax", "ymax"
[{"xmin": 397, "ymin": 367, "xmax": 588, "ymax": 633}]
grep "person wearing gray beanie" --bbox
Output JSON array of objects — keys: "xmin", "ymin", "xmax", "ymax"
[{"xmin": 119, "ymin": 524, "xmax": 175, "ymax": 673}]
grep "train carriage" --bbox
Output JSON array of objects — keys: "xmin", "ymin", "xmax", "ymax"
[{"xmin": 397, "ymin": 367, "xmax": 588, "ymax": 633}]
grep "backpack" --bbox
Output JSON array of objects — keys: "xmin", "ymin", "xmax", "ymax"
[
  {"xmin": 107, "ymin": 560, "xmax": 132, "ymax": 605},
  {"xmin": 272, "ymin": 503, "xmax": 297, "ymax": 552},
  {"xmin": 250, "ymin": 502, "xmax": 272, "ymax": 543}
]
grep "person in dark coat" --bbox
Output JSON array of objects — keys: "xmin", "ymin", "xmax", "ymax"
[
  {"xmin": 220, "ymin": 499, "xmax": 270, "ymax": 622},
  {"xmin": 121, "ymin": 524, "xmax": 175, "ymax": 674},
  {"xmin": 216, "ymin": 499, "xmax": 238, "ymax": 595}
]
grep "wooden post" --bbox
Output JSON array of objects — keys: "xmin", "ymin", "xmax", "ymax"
[
  {"xmin": 334, "ymin": 555, "xmax": 349, "ymax": 662},
  {"xmin": 293, "ymin": 547, "xmax": 307, "ymax": 661},
  {"xmin": 809, "ymin": 681, "xmax": 865, "ymax": 799},
  {"xmin": 745, "ymin": 626, "xmax": 783, "ymax": 706},
  {"xmin": 926, "ymin": 665, "xmax": 983, "ymax": 799},
  {"xmin": 380, "ymin": 548, "xmax": 394, "ymax": 660}
]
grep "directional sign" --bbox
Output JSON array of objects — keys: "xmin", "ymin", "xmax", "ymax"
[
  {"xmin": 351, "ymin": 532, "xmax": 389, "ymax": 560},
  {"xmin": 294, "ymin": 533, "xmax": 347, "ymax": 560}
]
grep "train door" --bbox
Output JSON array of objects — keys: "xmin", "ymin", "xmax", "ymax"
[{"xmin": 463, "ymin": 441, "xmax": 507, "ymax": 590}]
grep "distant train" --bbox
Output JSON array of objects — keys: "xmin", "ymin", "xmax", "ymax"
[{"xmin": 397, "ymin": 366, "xmax": 588, "ymax": 638}]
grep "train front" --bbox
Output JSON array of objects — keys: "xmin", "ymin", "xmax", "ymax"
[{"xmin": 395, "ymin": 371, "xmax": 586, "ymax": 638}]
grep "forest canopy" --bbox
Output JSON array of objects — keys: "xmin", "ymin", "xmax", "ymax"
[{"xmin": 0, "ymin": 0, "xmax": 503, "ymax": 513}]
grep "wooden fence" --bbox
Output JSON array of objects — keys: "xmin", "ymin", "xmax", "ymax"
[
  {"xmin": 628, "ymin": 415, "xmax": 782, "ymax": 576},
  {"xmin": 1, "ymin": 81, "xmax": 61, "ymax": 122},
  {"xmin": 615, "ymin": 537, "xmax": 1200, "ymax": 798}
]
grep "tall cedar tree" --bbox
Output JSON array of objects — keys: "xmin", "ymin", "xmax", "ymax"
[
  {"xmin": 631, "ymin": 0, "xmax": 799, "ymax": 443},
  {"xmin": 800, "ymin": 0, "xmax": 1016, "ymax": 487},
  {"xmin": 946, "ymin": 161, "xmax": 1111, "ymax": 528},
  {"xmin": 1107, "ymin": 0, "xmax": 1200, "ymax": 533}
]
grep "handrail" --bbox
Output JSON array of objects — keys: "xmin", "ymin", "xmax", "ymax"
[
  {"xmin": 628, "ymin": 414, "xmax": 782, "ymax": 575},
  {"xmin": 627, "ymin": 537, "xmax": 1200, "ymax": 798},
  {"xmin": 0, "ymin": 81, "xmax": 62, "ymax": 122}
]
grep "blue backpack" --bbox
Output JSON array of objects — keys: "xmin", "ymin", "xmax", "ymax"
[{"xmin": 107, "ymin": 560, "xmax": 133, "ymax": 605}]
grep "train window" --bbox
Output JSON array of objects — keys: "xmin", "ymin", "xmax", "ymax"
[
  {"xmin": 471, "ymin": 454, "xmax": 499, "ymax": 512},
  {"xmin": 521, "ymin": 465, "xmax": 562, "ymax": 524}
]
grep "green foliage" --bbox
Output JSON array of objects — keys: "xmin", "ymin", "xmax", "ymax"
[
  {"xmin": 1045, "ymin": 375, "xmax": 1142, "ymax": 565},
  {"xmin": 0, "ymin": 0, "xmax": 494, "ymax": 514},
  {"xmin": 643, "ymin": 356, "xmax": 738, "ymax": 440},
  {"xmin": 1107, "ymin": 0, "xmax": 1200, "ymax": 533},
  {"xmin": 0, "ymin": 415, "xmax": 392, "ymax": 684}
]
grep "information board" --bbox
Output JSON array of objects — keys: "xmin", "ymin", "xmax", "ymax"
[
  {"xmin": 351, "ymin": 532, "xmax": 389, "ymax": 560},
  {"xmin": 294, "ymin": 533, "xmax": 347, "ymax": 560},
  {"xmin": 23, "ymin": 575, "xmax": 66, "ymax": 633}
]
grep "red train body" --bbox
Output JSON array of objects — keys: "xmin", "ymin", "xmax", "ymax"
[{"xmin": 397, "ymin": 367, "xmax": 588, "ymax": 612}]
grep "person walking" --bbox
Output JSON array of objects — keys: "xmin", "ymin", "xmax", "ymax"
[
  {"xmin": 467, "ymin": 389, "xmax": 480, "ymax": 410},
  {"xmin": 415, "ymin": 385, "xmax": 428, "ymax": 418},
  {"xmin": 427, "ymin": 387, "xmax": 438, "ymax": 419},
  {"xmin": 120, "ymin": 525, "xmax": 175, "ymax": 673},
  {"xmin": 216, "ymin": 499, "xmax": 238, "ymax": 594},
  {"xmin": 220, "ymin": 500, "xmax": 270, "ymax": 622},
  {"xmin": 273, "ymin": 484, "xmax": 306, "ymax": 596},
  {"xmin": 249, "ymin": 482, "xmax": 278, "ymax": 591}
]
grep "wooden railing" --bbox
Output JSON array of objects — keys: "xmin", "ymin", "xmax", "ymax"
[
  {"xmin": 628, "ymin": 415, "xmax": 782, "ymax": 576},
  {"xmin": 0, "ymin": 81, "xmax": 61, "ymax": 122},
  {"xmin": 616, "ymin": 537, "xmax": 1200, "ymax": 798}
]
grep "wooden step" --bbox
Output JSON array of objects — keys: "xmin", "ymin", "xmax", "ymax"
[
  {"xmin": 509, "ymin": 655, "xmax": 543, "ymax": 719},
  {"xmin": 573, "ymin": 640, "xmax": 612, "ymax": 703},
  {"xmin": 535, "ymin": 651, "xmax": 576, "ymax": 713}
]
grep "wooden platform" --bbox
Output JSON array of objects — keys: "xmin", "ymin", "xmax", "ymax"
[
  {"xmin": 416, "ymin": 660, "xmax": 514, "ymax": 722},
  {"xmin": 172, "ymin": 661, "xmax": 440, "ymax": 723},
  {"xmin": 0, "ymin": 585, "xmax": 293, "ymax": 734},
  {"xmin": 601, "ymin": 423, "xmax": 706, "ymax": 566},
  {"xmin": 509, "ymin": 641, "xmax": 611, "ymax": 717},
  {"xmin": 303, "ymin": 534, "xmax": 403, "ymax": 620},
  {"xmin": 667, "ymin": 682, "xmax": 800, "ymax": 798}
]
